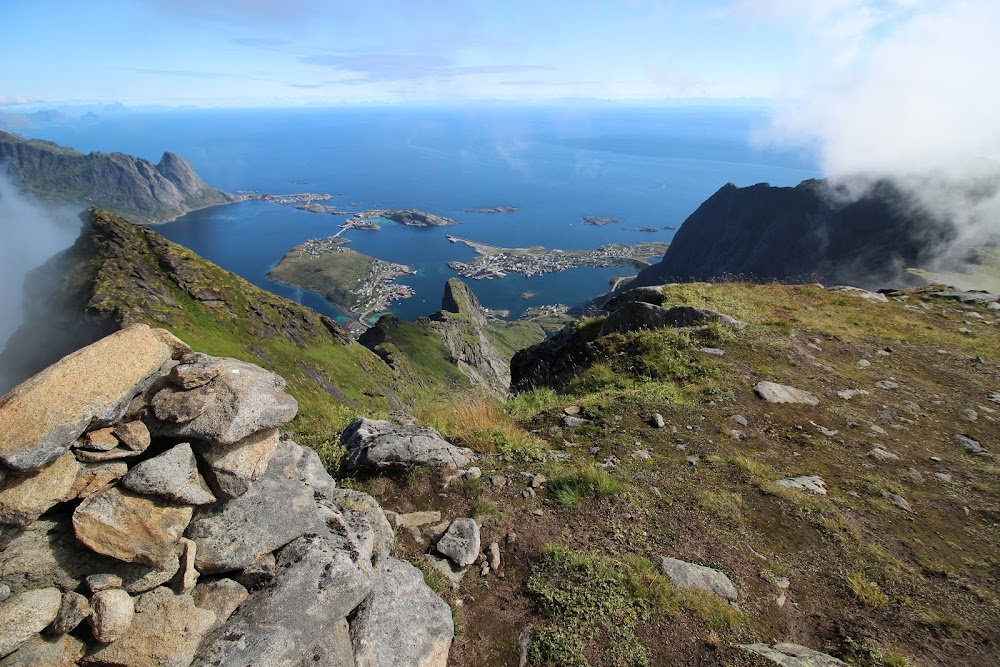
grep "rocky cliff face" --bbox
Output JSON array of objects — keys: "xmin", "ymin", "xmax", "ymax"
[
  {"xmin": 0, "ymin": 325, "xmax": 454, "ymax": 666},
  {"xmin": 360, "ymin": 279, "xmax": 544, "ymax": 397},
  {"xmin": 0, "ymin": 131, "xmax": 234, "ymax": 223},
  {"xmin": 632, "ymin": 177, "xmax": 976, "ymax": 290}
]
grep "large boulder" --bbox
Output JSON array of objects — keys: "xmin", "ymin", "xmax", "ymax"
[
  {"xmin": 0, "ymin": 453, "xmax": 81, "ymax": 525},
  {"xmin": 0, "ymin": 324, "xmax": 188, "ymax": 471},
  {"xmin": 150, "ymin": 356, "xmax": 297, "ymax": 445},
  {"xmin": 186, "ymin": 440, "xmax": 339, "ymax": 573},
  {"xmin": 331, "ymin": 488, "xmax": 395, "ymax": 563},
  {"xmin": 602, "ymin": 286, "xmax": 666, "ymax": 313},
  {"xmin": 81, "ymin": 587, "xmax": 215, "ymax": 667},
  {"xmin": 658, "ymin": 557, "xmax": 738, "ymax": 600},
  {"xmin": 350, "ymin": 558, "xmax": 454, "ymax": 667},
  {"xmin": 341, "ymin": 418, "xmax": 475, "ymax": 471},
  {"xmin": 193, "ymin": 535, "xmax": 372, "ymax": 667},
  {"xmin": 72, "ymin": 486, "xmax": 193, "ymax": 568},
  {"xmin": 599, "ymin": 302, "xmax": 746, "ymax": 337}
]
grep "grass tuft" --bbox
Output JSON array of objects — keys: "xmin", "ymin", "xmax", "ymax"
[{"xmin": 547, "ymin": 467, "xmax": 630, "ymax": 507}]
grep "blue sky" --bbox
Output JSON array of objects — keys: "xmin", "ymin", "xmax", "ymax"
[{"xmin": 0, "ymin": 0, "xmax": 947, "ymax": 107}]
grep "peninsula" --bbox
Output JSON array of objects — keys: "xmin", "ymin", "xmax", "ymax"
[
  {"xmin": 267, "ymin": 236, "xmax": 415, "ymax": 333},
  {"xmin": 446, "ymin": 236, "xmax": 668, "ymax": 279}
]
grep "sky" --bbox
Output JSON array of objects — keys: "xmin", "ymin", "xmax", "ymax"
[
  {"xmin": 0, "ymin": 0, "xmax": 968, "ymax": 107},
  {"xmin": 1, "ymin": 0, "xmax": 999, "ymax": 174}
]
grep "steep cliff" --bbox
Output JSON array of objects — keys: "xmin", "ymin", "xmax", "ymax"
[
  {"xmin": 632, "ymin": 177, "xmax": 978, "ymax": 290},
  {"xmin": 0, "ymin": 131, "xmax": 234, "ymax": 223}
]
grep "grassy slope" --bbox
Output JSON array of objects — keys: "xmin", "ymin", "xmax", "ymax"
[
  {"xmin": 268, "ymin": 246, "xmax": 375, "ymax": 314},
  {"xmin": 350, "ymin": 282, "xmax": 1000, "ymax": 667},
  {"xmin": 79, "ymin": 210, "xmax": 403, "ymax": 461}
]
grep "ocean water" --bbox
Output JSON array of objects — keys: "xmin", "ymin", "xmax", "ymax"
[{"xmin": 25, "ymin": 106, "xmax": 819, "ymax": 322}]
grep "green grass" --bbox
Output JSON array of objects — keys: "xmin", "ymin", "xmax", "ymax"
[
  {"xmin": 526, "ymin": 547, "xmax": 741, "ymax": 667},
  {"xmin": 546, "ymin": 467, "xmax": 630, "ymax": 507},
  {"xmin": 845, "ymin": 570, "xmax": 891, "ymax": 608},
  {"xmin": 268, "ymin": 245, "xmax": 376, "ymax": 313}
]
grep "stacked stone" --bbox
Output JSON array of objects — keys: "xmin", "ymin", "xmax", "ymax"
[{"xmin": 0, "ymin": 324, "xmax": 453, "ymax": 666}]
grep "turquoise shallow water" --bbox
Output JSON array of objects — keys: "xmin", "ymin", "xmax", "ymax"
[{"xmin": 26, "ymin": 106, "xmax": 819, "ymax": 322}]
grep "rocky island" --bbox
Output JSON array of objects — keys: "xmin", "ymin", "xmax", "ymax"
[
  {"xmin": 267, "ymin": 237, "xmax": 415, "ymax": 333},
  {"xmin": 374, "ymin": 209, "xmax": 460, "ymax": 227},
  {"xmin": 464, "ymin": 206, "xmax": 520, "ymax": 214},
  {"xmin": 581, "ymin": 215, "xmax": 621, "ymax": 226},
  {"xmin": 446, "ymin": 236, "xmax": 668, "ymax": 279}
]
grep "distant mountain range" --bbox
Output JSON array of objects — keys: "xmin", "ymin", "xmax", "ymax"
[
  {"xmin": 0, "ymin": 130, "xmax": 234, "ymax": 223},
  {"xmin": 633, "ymin": 173, "xmax": 1000, "ymax": 290}
]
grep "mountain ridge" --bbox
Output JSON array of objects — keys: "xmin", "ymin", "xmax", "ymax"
[{"xmin": 0, "ymin": 130, "xmax": 235, "ymax": 223}]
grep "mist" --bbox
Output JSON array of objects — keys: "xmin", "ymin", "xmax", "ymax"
[
  {"xmin": 757, "ymin": 0, "xmax": 1000, "ymax": 277},
  {"xmin": 0, "ymin": 172, "xmax": 83, "ymax": 392}
]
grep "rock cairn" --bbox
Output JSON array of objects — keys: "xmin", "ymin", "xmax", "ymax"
[{"xmin": 0, "ymin": 324, "xmax": 453, "ymax": 666}]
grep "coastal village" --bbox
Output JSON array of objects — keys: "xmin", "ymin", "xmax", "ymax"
[{"xmin": 445, "ymin": 236, "xmax": 669, "ymax": 279}]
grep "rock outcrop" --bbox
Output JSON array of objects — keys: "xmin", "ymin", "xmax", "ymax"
[
  {"xmin": 342, "ymin": 417, "xmax": 476, "ymax": 471},
  {"xmin": 0, "ymin": 130, "xmax": 235, "ymax": 223},
  {"xmin": 360, "ymin": 279, "xmax": 544, "ymax": 397},
  {"xmin": 0, "ymin": 328, "xmax": 453, "ymax": 666}
]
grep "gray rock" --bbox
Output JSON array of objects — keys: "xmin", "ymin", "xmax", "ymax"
[
  {"xmin": 954, "ymin": 433, "xmax": 986, "ymax": 454},
  {"xmin": 191, "ymin": 578, "xmax": 248, "ymax": 631},
  {"xmin": 193, "ymin": 535, "xmax": 373, "ymax": 667},
  {"xmin": 599, "ymin": 302, "xmax": 747, "ymax": 337},
  {"xmin": 88, "ymin": 588, "xmax": 135, "ymax": 644},
  {"xmin": 738, "ymin": 642, "xmax": 848, "ymax": 666},
  {"xmin": 700, "ymin": 347, "xmax": 726, "ymax": 356},
  {"xmin": 826, "ymin": 286, "xmax": 888, "ymax": 303},
  {"xmin": 874, "ymin": 380, "xmax": 899, "ymax": 390},
  {"xmin": 187, "ymin": 439, "xmax": 341, "ymax": 574},
  {"xmin": 424, "ymin": 554, "xmax": 466, "ymax": 589},
  {"xmin": 51, "ymin": 591, "xmax": 91, "ymax": 635},
  {"xmin": 488, "ymin": 542, "xmax": 502, "ymax": 571},
  {"xmin": 436, "ymin": 518, "xmax": 481, "ymax": 567},
  {"xmin": 562, "ymin": 415, "xmax": 587, "ymax": 428},
  {"xmin": 928, "ymin": 290, "xmax": 999, "ymax": 303},
  {"xmin": 649, "ymin": 413, "xmax": 665, "ymax": 428},
  {"xmin": 341, "ymin": 418, "xmax": 475, "ymax": 471},
  {"xmin": 350, "ymin": 558, "xmax": 453, "ymax": 667},
  {"xmin": 82, "ymin": 587, "xmax": 216, "ymax": 667},
  {"xmin": 836, "ymin": 389, "xmax": 869, "ymax": 400},
  {"xmin": 196, "ymin": 428, "xmax": 280, "ymax": 499},
  {"xmin": 232, "ymin": 553, "xmax": 276, "ymax": 591},
  {"xmin": 0, "ymin": 586, "xmax": 8, "ymax": 603},
  {"xmin": 85, "ymin": 573, "xmax": 123, "ymax": 593},
  {"xmin": 151, "ymin": 357, "xmax": 298, "ymax": 445},
  {"xmin": 732, "ymin": 414, "xmax": 749, "ymax": 426},
  {"xmin": 330, "ymin": 488, "xmax": 395, "ymax": 563},
  {"xmin": 602, "ymin": 286, "xmax": 665, "ymax": 312},
  {"xmin": 0, "ymin": 634, "xmax": 85, "ymax": 667},
  {"xmin": 882, "ymin": 491, "xmax": 913, "ymax": 512},
  {"xmin": 775, "ymin": 476, "xmax": 827, "ymax": 495},
  {"xmin": 659, "ymin": 557, "xmax": 737, "ymax": 600},
  {"xmin": 868, "ymin": 447, "xmax": 899, "ymax": 462},
  {"xmin": 123, "ymin": 442, "xmax": 216, "ymax": 505},
  {"xmin": 755, "ymin": 381, "xmax": 819, "ymax": 405},
  {"xmin": 0, "ymin": 587, "xmax": 61, "ymax": 658},
  {"xmin": 0, "ymin": 519, "xmax": 179, "ymax": 596}
]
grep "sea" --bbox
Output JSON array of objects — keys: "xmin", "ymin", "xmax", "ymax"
[{"xmin": 22, "ymin": 105, "xmax": 819, "ymax": 324}]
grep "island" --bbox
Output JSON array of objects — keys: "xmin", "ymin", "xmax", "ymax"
[
  {"xmin": 581, "ymin": 215, "xmax": 621, "ymax": 226},
  {"xmin": 465, "ymin": 206, "xmax": 521, "ymax": 214},
  {"xmin": 267, "ymin": 236, "xmax": 415, "ymax": 334},
  {"xmin": 624, "ymin": 227, "xmax": 660, "ymax": 233},
  {"xmin": 373, "ymin": 209, "xmax": 460, "ymax": 227},
  {"xmin": 445, "ymin": 236, "xmax": 669, "ymax": 279}
]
